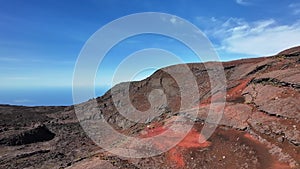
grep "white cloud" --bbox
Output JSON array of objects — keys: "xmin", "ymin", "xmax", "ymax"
[
  {"xmin": 223, "ymin": 20, "xmax": 300, "ymax": 56},
  {"xmin": 160, "ymin": 14, "xmax": 183, "ymax": 25},
  {"xmin": 198, "ymin": 17, "xmax": 300, "ymax": 56},
  {"xmin": 170, "ymin": 17, "xmax": 177, "ymax": 24},
  {"xmin": 13, "ymin": 99, "xmax": 33, "ymax": 104},
  {"xmin": 169, "ymin": 16, "xmax": 183, "ymax": 25},
  {"xmin": 236, "ymin": 0, "xmax": 250, "ymax": 6},
  {"xmin": 289, "ymin": 3, "xmax": 300, "ymax": 15}
]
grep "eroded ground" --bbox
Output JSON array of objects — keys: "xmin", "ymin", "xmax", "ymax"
[{"xmin": 0, "ymin": 46, "xmax": 299, "ymax": 169}]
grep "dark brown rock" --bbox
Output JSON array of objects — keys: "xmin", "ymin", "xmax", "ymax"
[{"xmin": 0, "ymin": 46, "xmax": 300, "ymax": 169}]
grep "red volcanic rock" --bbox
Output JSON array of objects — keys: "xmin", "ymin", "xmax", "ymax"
[
  {"xmin": 66, "ymin": 157, "xmax": 118, "ymax": 169},
  {"xmin": 138, "ymin": 118, "xmax": 212, "ymax": 168},
  {"xmin": 167, "ymin": 128, "xmax": 211, "ymax": 168},
  {"xmin": 243, "ymin": 83, "xmax": 300, "ymax": 119},
  {"xmin": 0, "ymin": 46, "xmax": 299, "ymax": 169},
  {"xmin": 142, "ymin": 125, "xmax": 212, "ymax": 168},
  {"xmin": 278, "ymin": 46, "xmax": 300, "ymax": 55}
]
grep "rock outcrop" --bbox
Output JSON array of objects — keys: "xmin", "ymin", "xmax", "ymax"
[{"xmin": 0, "ymin": 46, "xmax": 299, "ymax": 169}]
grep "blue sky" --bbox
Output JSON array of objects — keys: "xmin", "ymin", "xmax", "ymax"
[{"xmin": 1, "ymin": 0, "xmax": 300, "ymax": 89}]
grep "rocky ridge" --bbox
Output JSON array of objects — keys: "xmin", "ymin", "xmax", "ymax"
[{"xmin": 0, "ymin": 46, "xmax": 299, "ymax": 169}]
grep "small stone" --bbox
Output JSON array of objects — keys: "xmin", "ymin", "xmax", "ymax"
[
  {"xmin": 277, "ymin": 136, "xmax": 284, "ymax": 142},
  {"xmin": 140, "ymin": 130, "xmax": 148, "ymax": 135},
  {"xmin": 222, "ymin": 156, "xmax": 226, "ymax": 159}
]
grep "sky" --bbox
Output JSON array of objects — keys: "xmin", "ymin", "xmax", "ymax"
[{"xmin": 1, "ymin": 0, "xmax": 300, "ymax": 91}]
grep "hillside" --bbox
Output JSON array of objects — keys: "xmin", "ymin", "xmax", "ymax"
[{"xmin": 0, "ymin": 46, "xmax": 299, "ymax": 169}]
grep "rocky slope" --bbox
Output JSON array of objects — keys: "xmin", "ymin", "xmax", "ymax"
[{"xmin": 0, "ymin": 46, "xmax": 299, "ymax": 169}]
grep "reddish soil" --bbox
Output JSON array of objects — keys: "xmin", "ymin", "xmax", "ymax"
[
  {"xmin": 139, "ymin": 122, "xmax": 212, "ymax": 168},
  {"xmin": 0, "ymin": 46, "xmax": 299, "ymax": 169}
]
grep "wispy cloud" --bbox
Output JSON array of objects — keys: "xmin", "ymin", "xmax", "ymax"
[
  {"xmin": 196, "ymin": 17, "xmax": 300, "ymax": 56},
  {"xmin": 222, "ymin": 20, "xmax": 300, "ymax": 56},
  {"xmin": 6, "ymin": 76, "xmax": 36, "ymax": 80},
  {"xmin": 0, "ymin": 57, "xmax": 21, "ymax": 62},
  {"xmin": 13, "ymin": 99, "xmax": 33, "ymax": 104},
  {"xmin": 0, "ymin": 55, "xmax": 74, "ymax": 66},
  {"xmin": 236, "ymin": 0, "xmax": 251, "ymax": 6},
  {"xmin": 289, "ymin": 3, "xmax": 300, "ymax": 15},
  {"xmin": 170, "ymin": 17, "xmax": 177, "ymax": 24}
]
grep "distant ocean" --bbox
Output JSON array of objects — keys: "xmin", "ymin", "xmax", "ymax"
[{"xmin": 0, "ymin": 87, "xmax": 109, "ymax": 106}]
